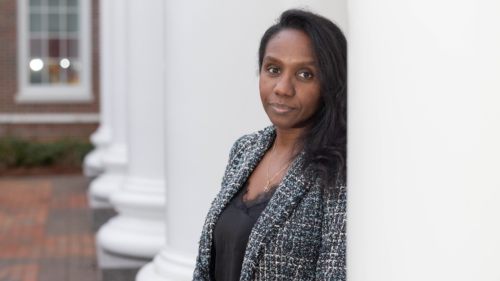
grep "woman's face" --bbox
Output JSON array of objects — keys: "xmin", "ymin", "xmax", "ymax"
[{"xmin": 259, "ymin": 29, "xmax": 322, "ymax": 130}]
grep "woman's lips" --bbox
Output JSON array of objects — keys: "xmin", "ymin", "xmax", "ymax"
[{"xmin": 270, "ymin": 103, "xmax": 294, "ymax": 114}]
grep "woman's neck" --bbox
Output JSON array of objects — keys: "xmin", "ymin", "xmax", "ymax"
[{"xmin": 274, "ymin": 126, "xmax": 304, "ymax": 157}]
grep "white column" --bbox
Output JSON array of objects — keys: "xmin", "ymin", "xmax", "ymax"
[
  {"xmin": 89, "ymin": 0, "xmax": 128, "ymax": 205},
  {"xmin": 83, "ymin": 0, "xmax": 113, "ymax": 178},
  {"xmin": 137, "ymin": 1, "xmax": 347, "ymax": 280},
  {"xmin": 348, "ymin": 1, "xmax": 500, "ymax": 280},
  {"xmin": 97, "ymin": 0, "xmax": 166, "ymax": 259}
]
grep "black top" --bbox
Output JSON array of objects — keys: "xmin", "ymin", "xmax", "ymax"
[{"xmin": 210, "ymin": 180, "xmax": 279, "ymax": 281}]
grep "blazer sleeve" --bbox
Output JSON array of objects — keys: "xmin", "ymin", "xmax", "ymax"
[
  {"xmin": 315, "ymin": 185, "xmax": 347, "ymax": 280},
  {"xmin": 192, "ymin": 135, "xmax": 248, "ymax": 280}
]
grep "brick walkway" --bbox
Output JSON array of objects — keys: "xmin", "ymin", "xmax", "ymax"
[{"xmin": 0, "ymin": 175, "xmax": 99, "ymax": 281}]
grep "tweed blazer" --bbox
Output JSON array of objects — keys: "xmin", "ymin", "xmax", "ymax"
[{"xmin": 193, "ymin": 125, "xmax": 346, "ymax": 281}]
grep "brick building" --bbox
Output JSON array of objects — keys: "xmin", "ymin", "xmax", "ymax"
[{"xmin": 0, "ymin": 0, "xmax": 100, "ymax": 141}]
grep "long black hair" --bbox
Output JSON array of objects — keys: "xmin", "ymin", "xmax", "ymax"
[{"xmin": 258, "ymin": 9, "xmax": 347, "ymax": 188}]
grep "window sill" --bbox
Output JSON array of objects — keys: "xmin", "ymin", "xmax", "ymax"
[{"xmin": 15, "ymin": 91, "xmax": 94, "ymax": 103}]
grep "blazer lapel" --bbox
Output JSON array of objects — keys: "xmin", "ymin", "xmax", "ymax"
[
  {"xmin": 215, "ymin": 126, "xmax": 276, "ymax": 215},
  {"xmin": 196, "ymin": 126, "xmax": 276, "ymax": 274},
  {"xmin": 239, "ymin": 149, "xmax": 314, "ymax": 281}
]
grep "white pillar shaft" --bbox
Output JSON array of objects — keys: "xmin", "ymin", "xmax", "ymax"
[
  {"xmin": 88, "ymin": 0, "xmax": 128, "ymax": 202},
  {"xmin": 126, "ymin": 0, "xmax": 165, "ymax": 180},
  {"xmin": 83, "ymin": 0, "xmax": 114, "ymax": 177},
  {"xmin": 96, "ymin": 0, "xmax": 113, "ymax": 136},
  {"xmin": 138, "ymin": 1, "xmax": 347, "ymax": 280},
  {"xmin": 347, "ymin": 1, "xmax": 500, "ymax": 280},
  {"xmin": 97, "ymin": 0, "xmax": 166, "ymax": 259},
  {"xmin": 109, "ymin": 0, "xmax": 127, "ymax": 147}
]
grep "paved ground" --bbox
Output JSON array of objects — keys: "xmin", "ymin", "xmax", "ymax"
[{"xmin": 0, "ymin": 175, "xmax": 99, "ymax": 281}]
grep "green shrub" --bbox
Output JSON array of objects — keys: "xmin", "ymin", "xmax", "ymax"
[{"xmin": 0, "ymin": 138, "xmax": 94, "ymax": 169}]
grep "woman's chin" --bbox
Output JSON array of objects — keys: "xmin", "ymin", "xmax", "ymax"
[
  {"xmin": 269, "ymin": 117, "xmax": 315, "ymax": 132},
  {"xmin": 268, "ymin": 118, "xmax": 296, "ymax": 131}
]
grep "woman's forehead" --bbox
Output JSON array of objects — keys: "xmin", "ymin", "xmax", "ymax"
[{"xmin": 264, "ymin": 29, "xmax": 315, "ymax": 64}]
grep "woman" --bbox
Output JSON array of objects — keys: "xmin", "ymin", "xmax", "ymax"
[{"xmin": 194, "ymin": 9, "xmax": 346, "ymax": 281}]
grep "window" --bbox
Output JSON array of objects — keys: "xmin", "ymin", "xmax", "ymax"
[{"xmin": 16, "ymin": 0, "xmax": 92, "ymax": 103}]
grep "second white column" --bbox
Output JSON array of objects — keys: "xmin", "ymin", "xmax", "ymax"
[
  {"xmin": 82, "ymin": 0, "xmax": 114, "ymax": 179},
  {"xmin": 97, "ymin": 0, "xmax": 166, "ymax": 259},
  {"xmin": 88, "ymin": 0, "xmax": 128, "ymax": 206}
]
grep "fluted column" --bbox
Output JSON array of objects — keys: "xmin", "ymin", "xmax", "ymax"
[
  {"xmin": 83, "ymin": 0, "xmax": 113, "ymax": 178},
  {"xmin": 88, "ymin": 0, "xmax": 128, "ymax": 205},
  {"xmin": 137, "ymin": 1, "xmax": 347, "ymax": 280},
  {"xmin": 97, "ymin": 0, "xmax": 166, "ymax": 259},
  {"xmin": 347, "ymin": 1, "xmax": 500, "ymax": 280}
]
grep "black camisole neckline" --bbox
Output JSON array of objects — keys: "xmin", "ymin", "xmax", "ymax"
[{"xmin": 210, "ymin": 179, "xmax": 279, "ymax": 281}]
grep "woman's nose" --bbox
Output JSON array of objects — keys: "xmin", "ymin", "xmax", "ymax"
[{"xmin": 273, "ymin": 75, "xmax": 295, "ymax": 97}]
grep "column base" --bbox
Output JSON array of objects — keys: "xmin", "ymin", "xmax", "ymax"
[
  {"xmin": 84, "ymin": 126, "xmax": 112, "ymax": 178},
  {"xmin": 88, "ymin": 142, "xmax": 127, "ymax": 202},
  {"xmin": 136, "ymin": 247, "xmax": 195, "ymax": 281},
  {"xmin": 83, "ymin": 147, "xmax": 105, "ymax": 178},
  {"xmin": 97, "ymin": 176, "xmax": 166, "ymax": 258},
  {"xmin": 98, "ymin": 215, "xmax": 165, "ymax": 259},
  {"xmin": 89, "ymin": 173, "xmax": 125, "ymax": 202},
  {"xmin": 111, "ymin": 177, "xmax": 166, "ymax": 217},
  {"xmin": 90, "ymin": 125, "xmax": 112, "ymax": 147},
  {"xmin": 96, "ymin": 237, "xmax": 151, "ymax": 281},
  {"xmin": 136, "ymin": 263, "xmax": 165, "ymax": 281}
]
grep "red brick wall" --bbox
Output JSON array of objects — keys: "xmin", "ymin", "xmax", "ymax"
[
  {"xmin": 0, "ymin": 0, "xmax": 100, "ymax": 141},
  {"xmin": 0, "ymin": 123, "xmax": 99, "ymax": 141}
]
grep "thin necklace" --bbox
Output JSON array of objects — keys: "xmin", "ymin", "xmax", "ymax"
[{"xmin": 264, "ymin": 141, "xmax": 290, "ymax": 191}]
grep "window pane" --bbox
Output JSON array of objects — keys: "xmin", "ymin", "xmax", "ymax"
[
  {"xmin": 48, "ymin": 13, "xmax": 60, "ymax": 32},
  {"xmin": 30, "ymin": 13, "xmax": 42, "ymax": 32},
  {"xmin": 67, "ymin": 59, "xmax": 80, "ymax": 84},
  {"xmin": 66, "ymin": 0, "xmax": 78, "ymax": 7},
  {"xmin": 48, "ymin": 39, "xmax": 61, "ymax": 57},
  {"xmin": 48, "ymin": 61, "xmax": 61, "ymax": 84},
  {"xmin": 60, "ymin": 67, "xmax": 67, "ymax": 83},
  {"xmin": 66, "ymin": 13, "xmax": 78, "ymax": 32},
  {"xmin": 67, "ymin": 39, "xmax": 78, "ymax": 57},
  {"xmin": 59, "ymin": 59, "xmax": 68, "ymax": 83},
  {"xmin": 30, "ymin": 39, "xmax": 42, "ymax": 57},
  {"xmin": 30, "ymin": 67, "xmax": 42, "ymax": 84},
  {"xmin": 30, "ymin": 0, "xmax": 41, "ymax": 6},
  {"xmin": 48, "ymin": 0, "xmax": 60, "ymax": 6}
]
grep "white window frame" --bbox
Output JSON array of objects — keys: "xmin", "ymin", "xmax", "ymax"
[{"xmin": 16, "ymin": 0, "xmax": 93, "ymax": 103}]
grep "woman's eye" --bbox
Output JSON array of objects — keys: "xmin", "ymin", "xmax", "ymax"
[
  {"xmin": 267, "ymin": 67, "xmax": 280, "ymax": 74},
  {"xmin": 298, "ymin": 71, "xmax": 313, "ymax": 79}
]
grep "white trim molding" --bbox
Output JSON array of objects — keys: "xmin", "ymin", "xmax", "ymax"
[
  {"xmin": 16, "ymin": 0, "xmax": 93, "ymax": 103},
  {"xmin": 0, "ymin": 113, "xmax": 100, "ymax": 124}
]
